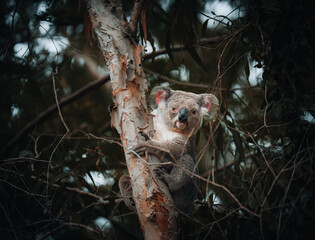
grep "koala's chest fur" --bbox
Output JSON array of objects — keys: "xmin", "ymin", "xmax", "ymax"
[
  {"xmin": 152, "ymin": 111, "xmax": 194, "ymax": 162},
  {"xmin": 153, "ymin": 113, "xmax": 183, "ymax": 142}
]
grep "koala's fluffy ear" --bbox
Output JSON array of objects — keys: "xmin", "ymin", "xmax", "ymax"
[
  {"xmin": 150, "ymin": 86, "xmax": 173, "ymax": 109},
  {"xmin": 200, "ymin": 94, "xmax": 219, "ymax": 120}
]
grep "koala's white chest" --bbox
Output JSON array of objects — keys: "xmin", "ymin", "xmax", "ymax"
[{"xmin": 153, "ymin": 116, "xmax": 181, "ymax": 142}]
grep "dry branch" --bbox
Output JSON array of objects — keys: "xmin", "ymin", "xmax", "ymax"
[
  {"xmin": 0, "ymin": 74, "xmax": 110, "ymax": 158},
  {"xmin": 144, "ymin": 67, "xmax": 258, "ymax": 92},
  {"xmin": 0, "ymin": 36, "xmax": 226, "ymax": 159},
  {"xmin": 129, "ymin": 0, "xmax": 146, "ymax": 35}
]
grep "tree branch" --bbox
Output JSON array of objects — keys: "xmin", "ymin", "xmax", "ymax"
[
  {"xmin": 1, "ymin": 36, "xmax": 227, "ymax": 159},
  {"xmin": 38, "ymin": 221, "xmax": 105, "ymax": 240},
  {"xmin": 128, "ymin": 0, "xmax": 146, "ymax": 35},
  {"xmin": 200, "ymin": 160, "xmax": 235, "ymax": 178},
  {"xmin": 144, "ymin": 67, "xmax": 258, "ymax": 92},
  {"xmin": 0, "ymin": 74, "xmax": 110, "ymax": 158},
  {"xmin": 142, "ymin": 36, "xmax": 228, "ymax": 59}
]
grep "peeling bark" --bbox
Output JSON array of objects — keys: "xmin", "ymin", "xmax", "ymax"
[{"xmin": 87, "ymin": 1, "xmax": 177, "ymax": 239}]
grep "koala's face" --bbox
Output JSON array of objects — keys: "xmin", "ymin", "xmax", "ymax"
[
  {"xmin": 151, "ymin": 87, "xmax": 219, "ymax": 137},
  {"xmin": 165, "ymin": 93, "xmax": 203, "ymax": 135}
]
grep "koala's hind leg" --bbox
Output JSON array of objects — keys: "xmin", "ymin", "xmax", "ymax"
[
  {"xmin": 119, "ymin": 175, "xmax": 136, "ymax": 211},
  {"xmin": 156, "ymin": 154, "xmax": 195, "ymax": 192}
]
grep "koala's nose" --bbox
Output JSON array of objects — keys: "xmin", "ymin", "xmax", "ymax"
[{"xmin": 178, "ymin": 108, "xmax": 189, "ymax": 123}]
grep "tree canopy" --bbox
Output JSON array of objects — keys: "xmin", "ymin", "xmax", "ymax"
[{"xmin": 0, "ymin": 0, "xmax": 314, "ymax": 239}]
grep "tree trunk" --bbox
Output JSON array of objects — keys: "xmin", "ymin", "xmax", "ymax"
[{"xmin": 87, "ymin": 1, "xmax": 177, "ymax": 239}]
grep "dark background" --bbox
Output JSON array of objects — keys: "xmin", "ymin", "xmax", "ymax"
[{"xmin": 0, "ymin": 0, "xmax": 314, "ymax": 239}]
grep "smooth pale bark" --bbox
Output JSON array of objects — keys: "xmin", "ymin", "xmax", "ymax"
[{"xmin": 87, "ymin": 1, "xmax": 177, "ymax": 239}]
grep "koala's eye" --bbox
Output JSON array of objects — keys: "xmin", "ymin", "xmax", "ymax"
[
  {"xmin": 171, "ymin": 107, "xmax": 178, "ymax": 112},
  {"xmin": 191, "ymin": 110, "xmax": 197, "ymax": 115}
]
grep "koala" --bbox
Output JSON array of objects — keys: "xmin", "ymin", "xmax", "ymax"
[{"xmin": 119, "ymin": 86, "xmax": 219, "ymax": 213}]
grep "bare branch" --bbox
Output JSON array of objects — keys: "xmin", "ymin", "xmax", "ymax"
[
  {"xmin": 247, "ymin": 132, "xmax": 276, "ymax": 178},
  {"xmin": 0, "ymin": 74, "xmax": 110, "ymax": 158},
  {"xmin": 0, "ymin": 35, "xmax": 230, "ymax": 159},
  {"xmin": 142, "ymin": 36, "xmax": 228, "ymax": 59},
  {"xmin": 38, "ymin": 222, "xmax": 105, "ymax": 240},
  {"xmin": 129, "ymin": 0, "xmax": 146, "ymax": 35},
  {"xmin": 0, "ymin": 202, "xmax": 17, "ymax": 240},
  {"xmin": 200, "ymin": 160, "xmax": 235, "ymax": 178},
  {"xmin": 0, "ymin": 179, "xmax": 46, "ymax": 197},
  {"xmin": 144, "ymin": 67, "xmax": 259, "ymax": 92},
  {"xmin": 45, "ymin": 69, "xmax": 70, "ymax": 198},
  {"xmin": 170, "ymin": 164, "xmax": 260, "ymax": 218}
]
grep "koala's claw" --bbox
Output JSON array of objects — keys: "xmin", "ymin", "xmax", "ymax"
[
  {"xmin": 132, "ymin": 142, "xmax": 162, "ymax": 157},
  {"xmin": 139, "ymin": 131, "xmax": 151, "ymax": 141},
  {"xmin": 131, "ymin": 143, "xmax": 147, "ymax": 156}
]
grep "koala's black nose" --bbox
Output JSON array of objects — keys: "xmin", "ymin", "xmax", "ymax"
[{"xmin": 178, "ymin": 107, "xmax": 189, "ymax": 123}]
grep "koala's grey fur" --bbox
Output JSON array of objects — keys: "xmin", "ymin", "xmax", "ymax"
[{"xmin": 119, "ymin": 86, "xmax": 219, "ymax": 213}]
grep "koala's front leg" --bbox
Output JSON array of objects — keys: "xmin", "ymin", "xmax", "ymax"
[
  {"xmin": 131, "ymin": 140, "xmax": 174, "ymax": 163},
  {"xmin": 156, "ymin": 154, "xmax": 195, "ymax": 192}
]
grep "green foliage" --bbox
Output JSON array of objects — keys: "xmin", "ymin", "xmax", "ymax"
[{"xmin": 0, "ymin": 0, "xmax": 314, "ymax": 239}]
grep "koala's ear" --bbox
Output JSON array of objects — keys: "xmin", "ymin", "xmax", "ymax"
[
  {"xmin": 200, "ymin": 94, "xmax": 219, "ymax": 120},
  {"xmin": 150, "ymin": 86, "xmax": 172, "ymax": 109}
]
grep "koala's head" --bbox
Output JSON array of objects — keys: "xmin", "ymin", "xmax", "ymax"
[{"xmin": 150, "ymin": 86, "xmax": 219, "ymax": 136}]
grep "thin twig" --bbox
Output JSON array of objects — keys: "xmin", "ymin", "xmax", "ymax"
[
  {"xmin": 0, "ymin": 179, "xmax": 46, "ymax": 197},
  {"xmin": 169, "ymin": 163, "xmax": 260, "ymax": 218},
  {"xmin": 142, "ymin": 36, "xmax": 227, "ymax": 58},
  {"xmin": 200, "ymin": 160, "xmax": 235, "ymax": 178},
  {"xmin": 46, "ymin": 69, "xmax": 70, "ymax": 199},
  {"xmin": 0, "ymin": 202, "xmax": 17, "ymax": 240},
  {"xmin": 144, "ymin": 67, "xmax": 258, "ymax": 92},
  {"xmin": 276, "ymin": 123, "xmax": 312, "ymax": 239},
  {"xmin": 0, "ymin": 74, "xmax": 110, "ymax": 158},
  {"xmin": 0, "ymin": 37, "xmax": 227, "ymax": 158},
  {"xmin": 39, "ymin": 222, "xmax": 105, "ymax": 240},
  {"xmin": 247, "ymin": 132, "xmax": 276, "ymax": 178}
]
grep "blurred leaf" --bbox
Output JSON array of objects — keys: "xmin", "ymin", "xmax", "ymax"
[
  {"xmin": 1, "ymin": 0, "xmax": 314, "ymax": 239},
  {"xmin": 151, "ymin": 2, "xmax": 170, "ymax": 24},
  {"xmin": 201, "ymin": 19, "xmax": 209, "ymax": 37},
  {"xmin": 141, "ymin": 1, "xmax": 147, "ymax": 44},
  {"xmin": 72, "ymin": 172, "xmax": 94, "ymax": 192},
  {"xmin": 77, "ymin": 195, "xmax": 86, "ymax": 209},
  {"xmin": 147, "ymin": 29, "xmax": 156, "ymax": 53},
  {"xmin": 87, "ymin": 171, "xmax": 96, "ymax": 188},
  {"xmin": 165, "ymin": 29, "xmax": 174, "ymax": 63},
  {"xmin": 215, "ymin": 124, "xmax": 224, "ymax": 168},
  {"xmin": 186, "ymin": 47, "xmax": 204, "ymax": 70},
  {"xmin": 245, "ymin": 60, "xmax": 250, "ymax": 83},
  {"xmin": 225, "ymin": 113, "xmax": 245, "ymax": 178}
]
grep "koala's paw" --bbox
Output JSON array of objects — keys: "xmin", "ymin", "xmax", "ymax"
[
  {"xmin": 131, "ymin": 143, "xmax": 149, "ymax": 156},
  {"xmin": 132, "ymin": 142, "xmax": 162, "ymax": 158},
  {"xmin": 139, "ymin": 131, "xmax": 151, "ymax": 141}
]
